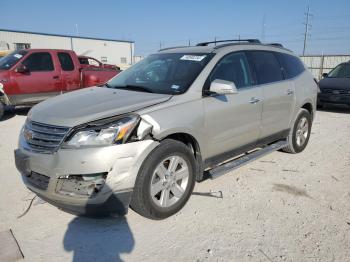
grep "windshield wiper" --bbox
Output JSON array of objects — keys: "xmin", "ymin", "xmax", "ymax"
[{"xmin": 113, "ymin": 85, "xmax": 154, "ymax": 93}]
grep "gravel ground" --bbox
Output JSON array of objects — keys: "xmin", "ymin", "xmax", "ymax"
[{"xmin": 0, "ymin": 106, "xmax": 349, "ymax": 262}]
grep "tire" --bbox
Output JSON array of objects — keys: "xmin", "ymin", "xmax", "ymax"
[
  {"xmin": 130, "ymin": 139, "xmax": 196, "ymax": 220},
  {"xmin": 317, "ymin": 103, "xmax": 323, "ymax": 109},
  {"xmin": 0, "ymin": 102, "xmax": 5, "ymax": 120},
  {"xmin": 282, "ymin": 109, "xmax": 312, "ymax": 154}
]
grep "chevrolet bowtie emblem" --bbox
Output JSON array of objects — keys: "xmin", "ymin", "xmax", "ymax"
[{"xmin": 23, "ymin": 129, "xmax": 34, "ymax": 141}]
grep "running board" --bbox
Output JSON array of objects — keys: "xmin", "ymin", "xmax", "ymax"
[{"xmin": 208, "ymin": 140, "xmax": 288, "ymax": 179}]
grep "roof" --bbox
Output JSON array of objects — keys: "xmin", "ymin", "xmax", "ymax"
[
  {"xmin": 159, "ymin": 43, "xmax": 293, "ymax": 55},
  {"xmin": 158, "ymin": 39, "xmax": 293, "ymax": 54},
  {"xmin": 159, "ymin": 46, "xmax": 214, "ymax": 54},
  {"xmin": 0, "ymin": 28, "xmax": 134, "ymax": 43}
]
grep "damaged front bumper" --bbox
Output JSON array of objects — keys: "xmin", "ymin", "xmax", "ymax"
[{"xmin": 14, "ymin": 138, "xmax": 159, "ymax": 216}]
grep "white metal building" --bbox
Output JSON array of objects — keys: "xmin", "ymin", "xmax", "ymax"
[{"xmin": 0, "ymin": 29, "xmax": 134, "ymax": 69}]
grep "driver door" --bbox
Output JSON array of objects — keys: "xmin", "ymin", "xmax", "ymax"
[
  {"xmin": 11, "ymin": 52, "xmax": 62, "ymax": 105},
  {"xmin": 203, "ymin": 52, "xmax": 263, "ymax": 160}
]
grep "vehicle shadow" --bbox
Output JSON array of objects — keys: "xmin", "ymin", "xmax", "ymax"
[
  {"xmin": 64, "ymin": 216, "xmax": 134, "ymax": 262},
  {"xmin": 63, "ymin": 191, "xmax": 135, "ymax": 262},
  {"xmin": 0, "ymin": 106, "xmax": 30, "ymax": 121},
  {"xmin": 317, "ymin": 104, "xmax": 350, "ymax": 114}
]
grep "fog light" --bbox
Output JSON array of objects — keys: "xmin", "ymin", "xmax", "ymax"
[{"xmin": 56, "ymin": 173, "xmax": 108, "ymax": 197}]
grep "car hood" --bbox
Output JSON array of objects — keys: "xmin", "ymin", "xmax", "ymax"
[
  {"xmin": 28, "ymin": 87, "xmax": 172, "ymax": 127},
  {"xmin": 319, "ymin": 77, "xmax": 350, "ymax": 90}
]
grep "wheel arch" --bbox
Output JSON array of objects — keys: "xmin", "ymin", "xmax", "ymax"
[
  {"xmin": 161, "ymin": 132, "xmax": 204, "ymax": 182},
  {"xmin": 301, "ymin": 102, "xmax": 314, "ymax": 120}
]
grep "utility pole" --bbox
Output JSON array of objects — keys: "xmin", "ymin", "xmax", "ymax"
[
  {"xmin": 261, "ymin": 14, "xmax": 266, "ymax": 42},
  {"xmin": 188, "ymin": 39, "xmax": 191, "ymax": 46},
  {"xmin": 214, "ymin": 37, "xmax": 217, "ymax": 46},
  {"xmin": 159, "ymin": 41, "xmax": 162, "ymax": 50},
  {"xmin": 75, "ymin": 24, "xmax": 79, "ymax": 36},
  {"xmin": 302, "ymin": 5, "xmax": 313, "ymax": 55}
]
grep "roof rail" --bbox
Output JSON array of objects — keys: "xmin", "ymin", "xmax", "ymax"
[
  {"xmin": 267, "ymin": 43, "xmax": 284, "ymax": 47},
  {"xmin": 196, "ymin": 39, "xmax": 261, "ymax": 46}
]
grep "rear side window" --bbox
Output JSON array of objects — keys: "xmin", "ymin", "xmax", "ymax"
[
  {"xmin": 276, "ymin": 52, "xmax": 305, "ymax": 79},
  {"xmin": 248, "ymin": 51, "xmax": 283, "ymax": 85},
  {"xmin": 209, "ymin": 52, "xmax": 252, "ymax": 89},
  {"xmin": 58, "ymin": 52, "xmax": 74, "ymax": 71},
  {"xmin": 22, "ymin": 52, "xmax": 54, "ymax": 72}
]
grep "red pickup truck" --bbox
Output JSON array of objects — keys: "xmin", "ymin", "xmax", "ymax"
[{"xmin": 0, "ymin": 49, "xmax": 119, "ymax": 119}]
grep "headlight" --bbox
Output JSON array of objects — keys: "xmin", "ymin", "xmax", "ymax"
[{"xmin": 62, "ymin": 115, "xmax": 139, "ymax": 149}]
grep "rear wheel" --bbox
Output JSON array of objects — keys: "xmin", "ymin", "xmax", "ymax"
[
  {"xmin": 130, "ymin": 139, "xmax": 196, "ymax": 219},
  {"xmin": 0, "ymin": 102, "xmax": 5, "ymax": 120},
  {"xmin": 282, "ymin": 109, "xmax": 312, "ymax": 154}
]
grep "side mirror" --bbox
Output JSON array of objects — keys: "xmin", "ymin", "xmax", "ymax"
[
  {"xmin": 322, "ymin": 73, "xmax": 328, "ymax": 78},
  {"xmin": 209, "ymin": 79, "xmax": 238, "ymax": 95},
  {"xmin": 15, "ymin": 64, "xmax": 29, "ymax": 74}
]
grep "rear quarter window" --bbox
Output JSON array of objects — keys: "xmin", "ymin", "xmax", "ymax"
[
  {"xmin": 276, "ymin": 52, "xmax": 305, "ymax": 79},
  {"xmin": 58, "ymin": 52, "xmax": 75, "ymax": 71}
]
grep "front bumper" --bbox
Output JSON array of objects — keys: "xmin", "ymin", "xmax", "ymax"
[
  {"xmin": 318, "ymin": 93, "xmax": 350, "ymax": 105},
  {"xmin": 15, "ymin": 138, "xmax": 159, "ymax": 216}
]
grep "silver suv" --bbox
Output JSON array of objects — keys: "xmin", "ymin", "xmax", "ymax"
[{"xmin": 15, "ymin": 40, "xmax": 317, "ymax": 219}]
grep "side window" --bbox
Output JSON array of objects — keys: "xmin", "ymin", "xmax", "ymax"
[
  {"xmin": 249, "ymin": 51, "xmax": 283, "ymax": 85},
  {"xmin": 210, "ymin": 52, "xmax": 252, "ymax": 89},
  {"xmin": 78, "ymin": 57, "xmax": 89, "ymax": 65},
  {"xmin": 58, "ymin": 52, "xmax": 74, "ymax": 71},
  {"xmin": 22, "ymin": 52, "xmax": 54, "ymax": 72},
  {"xmin": 121, "ymin": 57, "xmax": 127, "ymax": 64},
  {"xmin": 88, "ymin": 58, "xmax": 100, "ymax": 67},
  {"xmin": 276, "ymin": 52, "xmax": 305, "ymax": 79}
]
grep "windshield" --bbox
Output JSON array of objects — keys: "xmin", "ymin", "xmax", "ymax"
[
  {"xmin": 328, "ymin": 63, "xmax": 350, "ymax": 78},
  {"xmin": 107, "ymin": 53, "xmax": 213, "ymax": 95},
  {"xmin": 0, "ymin": 50, "xmax": 28, "ymax": 70}
]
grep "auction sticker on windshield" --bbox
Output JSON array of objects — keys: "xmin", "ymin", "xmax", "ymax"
[{"xmin": 180, "ymin": 55, "xmax": 206, "ymax": 62}]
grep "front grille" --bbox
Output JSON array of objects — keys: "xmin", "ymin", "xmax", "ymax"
[
  {"xmin": 322, "ymin": 88, "xmax": 350, "ymax": 95},
  {"xmin": 23, "ymin": 121, "xmax": 70, "ymax": 154}
]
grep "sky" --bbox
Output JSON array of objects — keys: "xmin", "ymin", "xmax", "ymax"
[{"xmin": 1, "ymin": 0, "xmax": 350, "ymax": 56}]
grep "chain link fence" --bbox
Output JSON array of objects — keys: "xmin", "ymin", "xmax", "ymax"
[{"xmin": 300, "ymin": 55, "xmax": 350, "ymax": 80}]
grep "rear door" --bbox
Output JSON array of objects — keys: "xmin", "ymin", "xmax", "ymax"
[
  {"xmin": 57, "ymin": 52, "xmax": 80, "ymax": 92},
  {"xmin": 247, "ymin": 50, "xmax": 295, "ymax": 139},
  {"xmin": 11, "ymin": 51, "xmax": 62, "ymax": 105},
  {"xmin": 204, "ymin": 51, "xmax": 263, "ymax": 159}
]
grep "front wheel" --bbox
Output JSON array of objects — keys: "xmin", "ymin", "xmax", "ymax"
[
  {"xmin": 282, "ymin": 109, "xmax": 312, "ymax": 154},
  {"xmin": 0, "ymin": 102, "xmax": 5, "ymax": 120},
  {"xmin": 130, "ymin": 139, "xmax": 196, "ymax": 219}
]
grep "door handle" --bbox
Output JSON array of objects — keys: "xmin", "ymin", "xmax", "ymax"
[
  {"xmin": 249, "ymin": 97, "xmax": 261, "ymax": 104},
  {"xmin": 53, "ymin": 75, "xmax": 60, "ymax": 79},
  {"xmin": 287, "ymin": 89, "xmax": 294, "ymax": 95}
]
